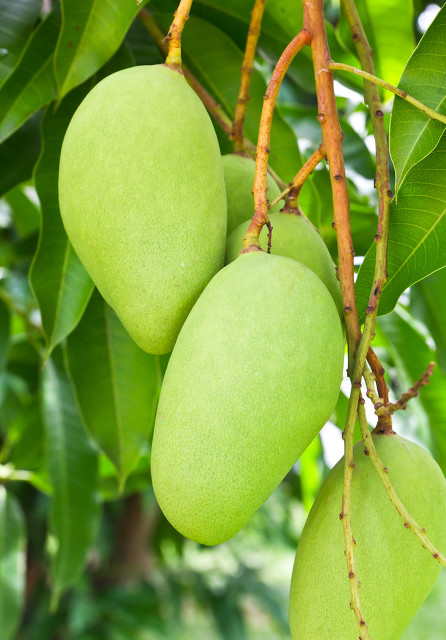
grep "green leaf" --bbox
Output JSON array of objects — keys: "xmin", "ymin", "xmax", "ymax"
[
  {"xmin": 0, "ymin": 6, "xmax": 60, "ymax": 144},
  {"xmin": 66, "ymin": 291, "xmax": 161, "ymax": 488},
  {"xmin": 5, "ymin": 184, "xmax": 41, "ymax": 238},
  {"xmin": 29, "ymin": 87, "xmax": 94, "ymax": 361},
  {"xmin": 356, "ymin": 130, "xmax": 446, "ymax": 319},
  {"xmin": 0, "ymin": 0, "xmax": 42, "ymax": 84},
  {"xmin": 0, "ymin": 486, "xmax": 26, "ymax": 640},
  {"xmin": 390, "ymin": 3, "xmax": 446, "ymax": 191},
  {"xmin": 0, "ymin": 113, "xmax": 42, "ymax": 197},
  {"xmin": 0, "ymin": 299, "xmax": 10, "ymax": 372},
  {"xmin": 41, "ymin": 348, "xmax": 99, "ymax": 606},
  {"xmin": 378, "ymin": 309, "xmax": 446, "ymax": 473},
  {"xmin": 410, "ymin": 268, "xmax": 446, "ymax": 375},
  {"xmin": 54, "ymin": 0, "xmax": 148, "ymax": 101}
]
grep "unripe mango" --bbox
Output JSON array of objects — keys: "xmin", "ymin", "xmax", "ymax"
[
  {"xmin": 59, "ymin": 65, "xmax": 227, "ymax": 355},
  {"xmin": 289, "ymin": 433, "xmax": 446, "ymax": 640},
  {"xmin": 222, "ymin": 154, "xmax": 281, "ymax": 235},
  {"xmin": 151, "ymin": 251, "xmax": 344, "ymax": 545},
  {"xmin": 226, "ymin": 212, "xmax": 343, "ymax": 317}
]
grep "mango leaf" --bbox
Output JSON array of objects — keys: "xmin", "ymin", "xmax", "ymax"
[
  {"xmin": 41, "ymin": 348, "xmax": 99, "ymax": 606},
  {"xmin": 0, "ymin": 487, "xmax": 26, "ymax": 640},
  {"xmin": 355, "ymin": 129, "xmax": 446, "ymax": 319},
  {"xmin": 0, "ymin": 112, "xmax": 41, "ymax": 197},
  {"xmin": 5, "ymin": 184, "xmax": 41, "ymax": 238},
  {"xmin": 54, "ymin": 0, "xmax": 148, "ymax": 101},
  {"xmin": 0, "ymin": 5, "xmax": 60, "ymax": 144},
  {"xmin": 0, "ymin": 299, "xmax": 10, "ymax": 372},
  {"xmin": 29, "ymin": 86, "xmax": 94, "ymax": 362},
  {"xmin": 337, "ymin": 0, "xmax": 414, "ymax": 100},
  {"xmin": 390, "ymin": 4, "xmax": 446, "ymax": 191},
  {"xmin": 0, "ymin": 0, "xmax": 42, "ymax": 84},
  {"xmin": 410, "ymin": 268, "xmax": 446, "ymax": 375},
  {"xmin": 378, "ymin": 309, "xmax": 446, "ymax": 473},
  {"xmin": 66, "ymin": 291, "xmax": 161, "ymax": 489}
]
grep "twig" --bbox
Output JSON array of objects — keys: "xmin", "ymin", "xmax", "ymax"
[
  {"xmin": 233, "ymin": 0, "xmax": 267, "ymax": 152},
  {"xmin": 329, "ymin": 62, "xmax": 446, "ymax": 126},
  {"xmin": 386, "ymin": 361, "xmax": 435, "ymax": 415},
  {"xmin": 367, "ymin": 347, "xmax": 389, "ymax": 405},
  {"xmin": 138, "ymin": 8, "xmax": 287, "ymax": 191},
  {"xmin": 357, "ymin": 404, "xmax": 446, "ymax": 569},
  {"xmin": 241, "ymin": 29, "xmax": 311, "ymax": 251},
  {"xmin": 163, "ymin": 0, "xmax": 194, "ymax": 66},
  {"xmin": 283, "ymin": 144, "xmax": 326, "ymax": 211}
]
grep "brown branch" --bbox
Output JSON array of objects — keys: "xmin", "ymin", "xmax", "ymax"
[
  {"xmin": 387, "ymin": 361, "xmax": 435, "ymax": 415},
  {"xmin": 366, "ymin": 347, "xmax": 389, "ymax": 405},
  {"xmin": 163, "ymin": 0, "xmax": 194, "ymax": 67},
  {"xmin": 233, "ymin": 0, "xmax": 267, "ymax": 153},
  {"xmin": 242, "ymin": 29, "xmax": 311, "ymax": 251},
  {"xmin": 283, "ymin": 144, "xmax": 326, "ymax": 211}
]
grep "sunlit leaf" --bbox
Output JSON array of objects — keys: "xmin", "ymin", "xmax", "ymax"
[
  {"xmin": 0, "ymin": 0, "xmax": 42, "ymax": 84},
  {"xmin": 390, "ymin": 4, "xmax": 446, "ymax": 191},
  {"xmin": 0, "ymin": 113, "xmax": 41, "ymax": 197},
  {"xmin": 0, "ymin": 6, "xmax": 60, "ymax": 144},
  {"xmin": 29, "ymin": 86, "xmax": 94, "ymax": 361},
  {"xmin": 356, "ymin": 130, "xmax": 446, "ymax": 319},
  {"xmin": 66, "ymin": 291, "xmax": 161, "ymax": 488},
  {"xmin": 54, "ymin": 0, "xmax": 149, "ymax": 101},
  {"xmin": 0, "ymin": 486, "xmax": 26, "ymax": 640},
  {"xmin": 41, "ymin": 349, "xmax": 99, "ymax": 606}
]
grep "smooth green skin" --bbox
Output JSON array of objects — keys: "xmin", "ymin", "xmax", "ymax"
[
  {"xmin": 226, "ymin": 212, "xmax": 343, "ymax": 318},
  {"xmin": 222, "ymin": 154, "xmax": 282, "ymax": 236},
  {"xmin": 59, "ymin": 65, "xmax": 227, "ymax": 355},
  {"xmin": 290, "ymin": 434, "xmax": 446, "ymax": 640},
  {"xmin": 151, "ymin": 252, "xmax": 344, "ymax": 546}
]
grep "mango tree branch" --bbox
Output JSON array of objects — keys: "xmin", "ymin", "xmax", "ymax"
[
  {"xmin": 304, "ymin": 2, "xmax": 368, "ymax": 636},
  {"xmin": 367, "ymin": 347, "xmax": 389, "ymax": 405},
  {"xmin": 163, "ymin": 0, "xmax": 194, "ymax": 66},
  {"xmin": 357, "ymin": 404, "xmax": 446, "ymax": 568},
  {"xmin": 329, "ymin": 62, "xmax": 446, "ymax": 125},
  {"xmin": 242, "ymin": 29, "xmax": 311, "ymax": 251},
  {"xmin": 233, "ymin": 0, "xmax": 267, "ymax": 153}
]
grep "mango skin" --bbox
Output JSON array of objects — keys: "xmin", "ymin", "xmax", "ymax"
[
  {"xmin": 222, "ymin": 154, "xmax": 281, "ymax": 235},
  {"xmin": 151, "ymin": 252, "xmax": 344, "ymax": 545},
  {"xmin": 226, "ymin": 212, "xmax": 343, "ymax": 318},
  {"xmin": 59, "ymin": 65, "xmax": 227, "ymax": 355},
  {"xmin": 289, "ymin": 434, "xmax": 446, "ymax": 640}
]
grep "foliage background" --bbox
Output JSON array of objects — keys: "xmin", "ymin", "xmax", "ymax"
[{"xmin": 0, "ymin": 0, "xmax": 445, "ymax": 638}]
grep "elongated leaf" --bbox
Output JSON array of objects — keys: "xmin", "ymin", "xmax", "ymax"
[
  {"xmin": 410, "ymin": 268, "xmax": 446, "ymax": 375},
  {"xmin": 378, "ymin": 309, "xmax": 446, "ymax": 472},
  {"xmin": 0, "ymin": 299, "xmax": 10, "ymax": 372},
  {"xmin": 0, "ymin": 486, "xmax": 26, "ymax": 640},
  {"xmin": 41, "ymin": 349, "xmax": 99, "ymax": 605},
  {"xmin": 29, "ymin": 87, "xmax": 94, "ymax": 360},
  {"xmin": 66, "ymin": 291, "xmax": 161, "ymax": 488},
  {"xmin": 0, "ymin": 6, "xmax": 60, "ymax": 144},
  {"xmin": 54, "ymin": 0, "xmax": 148, "ymax": 100},
  {"xmin": 390, "ymin": 4, "xmax": 446, "ymax": 191},
  {"xmin": 5, "ymin": 184, "xmax": 41, "ymax": 238},
  {"xmin": 356, "ymin": 130, "xmax": 446, "ymax": 319},
  {"xmin": 0, "ymin": 112, "xmax": 41, "ymax": 197},
  {"xmin": 0, "ymin": 0, "xmax": 42, "ymax": 84}
]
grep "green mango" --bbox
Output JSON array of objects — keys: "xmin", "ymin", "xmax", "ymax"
[
  {"xmin": 151, "ymin": 251, "xmax": 344, "ymax": 545},
  {"xmin": 59, "ymin": 65, "xmax": 227, "ymax": 355},
  {"xmin": 226, "ymin": 212, "xmax": 343, "ymax": 317},
  {"xmin": 289, "ymin": 433, "xmax": 446, "ymax": 639},
  {"xmin": 222, "ymin": 154, "xmax": 282, "ymax": 235}
]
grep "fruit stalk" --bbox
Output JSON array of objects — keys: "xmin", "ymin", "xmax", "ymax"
[
  {"xmin": 164, "ymin": 0, "xmax": 194, "ymax": 66},
  {"xmin": 283, "ymin": 144, "xmax": 326, "ymax": 211},
  {"xmin": 329, "ymin": 62, "xmax": 446, "ymax": 125},
  {"xmin": 304, "ymin": 1, "xmax": 369, "ymax": 635},
  {"xmin": 232, "ymin": 0, "xmax": 267, "ymax": 153},
  {"xmin": 242, "ymin": 29, "xmax": 311, "ymax": 250},
  {"xmin": 357, "ymin": 404, "xmax": 446, "ymax": 568}
]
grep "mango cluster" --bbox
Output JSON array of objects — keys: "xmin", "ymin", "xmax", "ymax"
[{"xmin": 59, "ymin": 64, "xmax": 446, "ymax": 640}]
